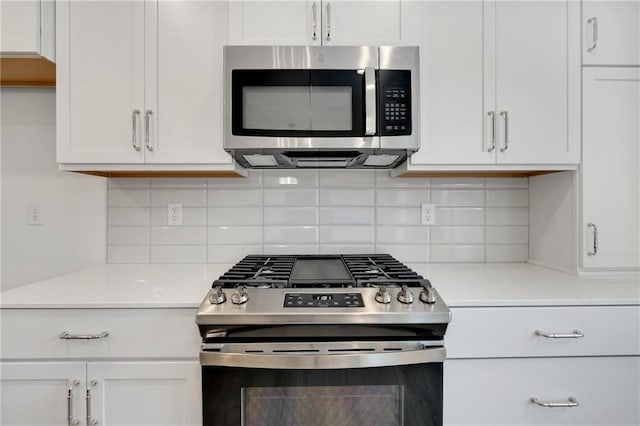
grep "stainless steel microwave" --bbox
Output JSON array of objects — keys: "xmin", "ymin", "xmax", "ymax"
[{"xmin": 223, "ymin": 46, "xmax": 419, "ymax": 169}]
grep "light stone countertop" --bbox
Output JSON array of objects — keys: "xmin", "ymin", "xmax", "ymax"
[{"xmin": 1, "ymin": 263, "xmax": 638, "ymax": 309}]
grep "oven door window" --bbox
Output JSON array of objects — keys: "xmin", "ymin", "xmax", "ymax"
[
  {"xmin": 231, "ymin": 70, "xmax": 365, "ymax": 137},
  {"xmin": 243, "ymin": 385, "xmax": 402, "ymax": 426},
  {"xmin": 202, "ymin": 363, "xmax": 442, "ymax": 426}
]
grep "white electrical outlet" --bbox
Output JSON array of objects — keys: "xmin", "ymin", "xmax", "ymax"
[
  {"xmin": 28, "ymin": 204, "xmax": 43, "ymax": 225},
  {"xmin": 167, "ymin": 203, "xmax": 183, "ymax": 226},
  {"xmin": 421, "ymin": 203, "xmax": 435, "ymax": 226}
]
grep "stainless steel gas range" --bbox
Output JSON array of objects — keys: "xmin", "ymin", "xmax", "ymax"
[{"xmin": 196, "ymin": 254, "xmax": 451, "ymax": 426}]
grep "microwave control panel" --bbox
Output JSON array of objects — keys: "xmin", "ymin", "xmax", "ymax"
[{"xmin": 378, "ymin": 70, "xmax": 412, "ymax": 136}]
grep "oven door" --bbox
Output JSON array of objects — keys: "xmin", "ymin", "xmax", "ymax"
[{"xmin": 201, "ymin": 342, "xmax": 444, "ymax": 426}]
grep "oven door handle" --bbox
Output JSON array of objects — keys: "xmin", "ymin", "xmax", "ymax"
[
  {"xmin": 200, "ymin": 346, "xmax": 445, "ymax": 370},
  {"xmin": 364, "ymin": 67, "xmax": 377, "ymax": 136}
]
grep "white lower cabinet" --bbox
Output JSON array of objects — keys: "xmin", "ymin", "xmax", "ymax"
[
  {"xmin": 0, "ymin": 362, "xmax": 85, "ymax": 426},
  {"xmin": 444, "ymin": 356, "xmax": 640, "ymax": 426},
  {"xmin": 89, "ymin": 361, "xmax": 201, "ymax": 426},
  {"xmin": 0, "ymin": 308, "xmax": 202, "ymax": 426},
  {"xmin": 444, "ymin": 305, "xmax": 640, "ymax": 425},
  {"xmin": 0, "ymin": 361, "xmax": 201, "ymax": 426}
]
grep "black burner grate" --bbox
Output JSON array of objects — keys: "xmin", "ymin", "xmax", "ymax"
[{"xmin": 213, "ymin": 254, "xmax": 427, "ymax": 289}]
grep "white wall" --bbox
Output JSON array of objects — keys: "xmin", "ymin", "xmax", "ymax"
[
  {"xmin": 528, "ymin": 171, "xmax": 578, "ymax": 272},
  {"xmin": 1, "ymin": 88, "xmax": 106, "ymax": 291}
]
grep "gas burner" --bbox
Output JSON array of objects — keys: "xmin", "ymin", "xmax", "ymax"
[
  {"xmin": 213, "ymin": 280, "xmax": 287, "ymax": 290},
  {"xmin": 359, "ymin": 279, "xmax": 431, "ymax": 289}
]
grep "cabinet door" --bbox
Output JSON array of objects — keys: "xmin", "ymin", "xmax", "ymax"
[
  {"xmin": 87, "ymin": 361, "xmax": 201, "ymax": 426},
  {"xmin": 582, "ymin": 67, "xmax": 640, "ymax": 269},
  {"xmin": 444, "ymin": 357, "xmax": 640, "ymax": 426},
  {"xmin": 583, "ymin": 1, "xmax": 640, "ymax": 66},
  {"xmin": 322, "ymin": 0, "xmax": 402, "ymax": 46},
  {"xmin": 229, "ymin": 0, "xmax": 318, "ymax": 45},
  {"xmin": 145, "ymin": 0, "xmax": 231, "ymax": 164},
  {"xmin": 1, "ymin": 362, "xmax": 85, "ymax": 426},
  {"xmin": 403, "ymin": 1, "xmax": 490, "ymax": 165},
  {"xmin": 492, "ymin": 0, "xmax": 580, "ymax": 165},
  {"xmin": 56, "ymin": 0, "xmax": 144, "ymax": 163},
  {"xmin": 0, "ymin": 0, "xmax": 40, "ymax": 56}
]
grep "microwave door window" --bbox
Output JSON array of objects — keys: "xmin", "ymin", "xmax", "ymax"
[
  {"xmin": 243, "ymin": 86, "xmax": 311, "ymax": 131},
  {"xmin": 309, "ymin": 70, "xmax": 365, "ymax": 137},
  {"xmin": 309, "ymin": 86, "xmax": 353, "ymax": 131}
]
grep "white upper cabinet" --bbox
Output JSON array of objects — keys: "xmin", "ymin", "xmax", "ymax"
[
  {"xmin": 0, "ymin": 0, "xmax": 55, "ymax": 60},
  {"xmin": 581, "ymin": 67, "xmax": 640, "ymax": 270},
  {"xmin": 406, "ymin": 0, "xmax": 580, "ymax": 169},
  {"xmin": 145, "ymin": 1, "xmax": 230, "ymax": 164},
  {"xmin": 229, "ymin": 0, "xmax": 402, "ymax": 46},
  {"xmin": 403, "ymin": 1, "xmax": 487, "ymax": 165},
  {"xmin": 491, "ymin": 0, "xmax": 580, "ymax": 165},
  {"xmin": 57, "ymin": 0, "xmax": 236, "ymax": 170},
  {"xmin": 583, "ymin": 1, "xmax": 640, "ymax": 66},
  {"xmin": 229, "ymin": 1, "xmax": 318, "ymax": 45},
  {"xmin": 322, "ymin": 0, "xmax": 402, "ymax": 46},
  {"xmin": 57, "ymin": 0, "xmax": 145, "ymax": 164}
]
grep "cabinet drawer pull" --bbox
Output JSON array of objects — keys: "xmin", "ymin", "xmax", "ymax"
[
  {"xmin": 535, "ymin": 329, "xmax": 584, "ymax": 339},
  {"xmin": 587, "ymin": 222, "xmax": 598, "ymax": 256},
  {"xmin": 67, "ymin": 380, "xmax": 80, "ymax": 426},
  {"xmin": 587, "ymin": 17, "xmax": 598, "ymax": 52},
  {"xmin": 499, "ymin": 110, "xmax": 509, "ymax": 152},
  {"xmin": 487, "ymin": 111, "xmax": 496, "ymax": 152},
  {"xmin": 325, "ymin": 2, "xmax": 331, "ymax": 41},
  {"xmin": 311, "ymin": 2, "xmax": 318, "ymax": 41},
  {"xmin": 59, "ymin": 331, "xmax": 109, "ymax": 340},
  {"xmin": 131, "ymin": 110, "xmax": 141, "ymax": 151},
  {"xmin": 145, "ymin": 110, "xmax": 154, "ymax": 152},
  {"xmin": 531, "ymin": 396, "xmax": 579, "ymax": 408},
  {"xmin": 86, "ymin": 380, "xmax": 98, "ymax": 425}
]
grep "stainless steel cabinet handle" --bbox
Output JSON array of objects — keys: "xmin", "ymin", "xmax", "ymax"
[
  {"xmin": 67, "ymin": 380, "xmax": 80, "ymax": 426},
  {"xmin": 86, "ymin": 380, "xmax": 98, "ymax": 426},
  {"xmin": 531, "ymin": 396, "xmax": 579, "ymax": 408},
  {"xmin": 587, "ymin": 222, "xmax": 598, "ymax": 256},
  {"xmin": 325, "ymin": 2, "xmax": 331, "ymax": 41},
  {"xmin": 144, "ymin": 110, "xmax": 153, "ymax": 152},
  {"xmin": 59, "ymin": 331, "xmax": 109, "ymax": 340},
  {"xmin": 535, "ymin": 329, "xmax": 584, "ymax": 339},
  {"xmin": 487, "ymin": 111, "xmax": 496, "ymax": 152},
  {"xmin": 131, "ymin": 110, "xmax": 141, "ymax": 151},
  {"xmin": 500, "ymin": 111, "xmax": 509, "ymax": 152},
  {"xmin": 201, "ymin": 346, "xmax": 445, "ymax": 369},
  {"xmin": 364, "ymin": 67, "xmax": 376, "ymax": 135},
  {"xmin": 587, "ymin": 17, "xmax": 598, "ymax": 52},
  {"xmin": 311, "ymin": 2, "xmax": 317, "ymax": 41}
]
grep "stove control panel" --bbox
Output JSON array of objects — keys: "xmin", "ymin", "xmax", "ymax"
[{"xmin": 284, "ymin": 293, "xmax": 364, "ymax": 308}]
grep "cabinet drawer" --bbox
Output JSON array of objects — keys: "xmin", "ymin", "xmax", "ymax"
[
  {"xmin": 0, "ymin": 309, "xmax": 201, "ymax": 360},
  {"xmin": 444, "ymin": 357, "xmax": 640, "ymax": 426},
  {"xmin": 446, "ymin": 306, "xmax": 640, "ymax": 358}
]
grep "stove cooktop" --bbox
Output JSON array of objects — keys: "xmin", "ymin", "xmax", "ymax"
[
  {"xmin": 213, "ymin": 254, "xmax": 431, "ymax": 289},
  {"xmin": 197, "ymin": 254, "xmax": 451, "ymax": 329}
]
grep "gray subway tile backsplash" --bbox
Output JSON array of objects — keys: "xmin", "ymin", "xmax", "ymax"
[{"xmin": 107, "ymin": 171, "xmax": 530, "ymax": 264}]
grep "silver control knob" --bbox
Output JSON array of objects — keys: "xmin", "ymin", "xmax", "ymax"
[
  {"xmin": 208, "ymin": 286, "xmax": 226, "ymax": 305},
  {"xmin": 231, "ymin": 285, "xmax": 249, "ymax": 305},
  {"xmin": 375, "ymin": 286, "xmax": 392, "ymax": 304},
  {"xmin": 397, "ymin": 285, "xmax": 414, "ymax": 304},
  {"xmin": 419, "ymin": 286, "xmax": 436, "ymax": 304}
]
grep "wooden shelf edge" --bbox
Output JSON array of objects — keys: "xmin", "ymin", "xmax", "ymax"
[
  {"xmin": 394, "ymin": 170, "xmax": 570, "ymax": 178},
  {"xmin": 69, "ymin": 170, "xmax": 247, "ymax": 178},
  {"xmin": 0, "ymin": 57, "xmax": 56, "ymax": 87}
]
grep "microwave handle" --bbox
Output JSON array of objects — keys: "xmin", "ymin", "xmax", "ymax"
[{"xmin": 364, "ymin": 67, "xmax": 377, "ymax": 136}]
